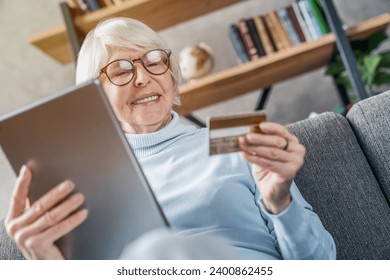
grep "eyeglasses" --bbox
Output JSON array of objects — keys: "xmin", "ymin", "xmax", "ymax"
[{"xmin": 99, "ymin": 49, "xmax": 172, "ymax": 86}]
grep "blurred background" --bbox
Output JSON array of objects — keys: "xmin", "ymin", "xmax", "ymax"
[{"xmin": 1, "ymin": 0, "xmax": 389, "ymax": 217}]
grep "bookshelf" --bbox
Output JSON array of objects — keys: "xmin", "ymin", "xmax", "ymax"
[
  {"xmin": 28, "ymin": 1, "xmax": 390, "ymax": 118},
  {"xmin": 174, "ymin": 13, "xmax": 390, "ymax": 115},
  {"xmin": 29, "ymin": 0, "xmax": 244, "ymax": 64}
]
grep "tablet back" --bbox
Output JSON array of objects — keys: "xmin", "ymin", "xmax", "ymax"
[{"xmin": 0, "ymin": 80, "xmax": 168, "ymax": 259}]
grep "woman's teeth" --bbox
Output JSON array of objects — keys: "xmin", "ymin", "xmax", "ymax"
[{"xmin": 133, "ymin": 95, "xmax": 159, "ymax": 105}]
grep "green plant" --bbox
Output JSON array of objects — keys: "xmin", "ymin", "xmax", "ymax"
[{"xmin": 325, "ymin": 31, "xmax": 390, "ymax": 95}]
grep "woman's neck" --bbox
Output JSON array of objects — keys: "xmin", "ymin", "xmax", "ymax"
[{"xmin": 121, "ymin": 113, "xmax": 173, "ymax": 134}]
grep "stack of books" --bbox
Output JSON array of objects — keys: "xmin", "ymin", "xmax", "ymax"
[{"xmin": 229, "ymin": 0, "xmax": 330, "ymax": 63}]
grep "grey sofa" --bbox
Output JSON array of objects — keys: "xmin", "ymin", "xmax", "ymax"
[{"xmin": 2, "ymin": 90, "xmax": 390, "ymax": 260}]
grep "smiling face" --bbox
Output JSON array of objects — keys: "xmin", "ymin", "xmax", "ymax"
[{"xmin": 100, "ymin": 48, "xmax": 175, "ymax": 134}]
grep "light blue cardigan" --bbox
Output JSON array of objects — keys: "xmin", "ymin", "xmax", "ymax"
[{"xmin": 125, "ymin": 111, "xmax": 336, "ymax": 259}]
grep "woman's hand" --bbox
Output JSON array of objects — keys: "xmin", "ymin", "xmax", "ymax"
[
  {"xmin": 239, "ymin": 122, "xmax": 306, "ymax": 214},
  {"xmin": 4, "ymin": 165, "xmax": 88, "ymax": 259}
]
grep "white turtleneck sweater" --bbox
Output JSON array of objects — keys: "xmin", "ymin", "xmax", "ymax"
[{"xmin": 125, "ymin": 111, "xmax": 336, "ymax": 259}]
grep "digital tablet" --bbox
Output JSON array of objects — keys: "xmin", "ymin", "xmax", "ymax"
[{"xmin": 0, "ymin": 79, "xmax": 169, "ymax": 259}]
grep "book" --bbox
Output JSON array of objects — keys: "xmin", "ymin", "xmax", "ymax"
[
  {"xmin": 84, "ymin": 0, "xmax": 101, "ymax": 11},
  {"xmin": 228, "ymin": 23, "xmax": 250, "ymax": 64},
  {"xmin": 308, "ymin": 0, "xmax": 329, "ymax": 35},
  {"xmin": 237, "ymin": 19, "xmax": 259, "ymax": 60},
  {"xmin": 286, "ymin": 5, "xmax": 307, "ymax": 42},
  {"xmin": 74, "ymin": 0, "xmax": 89, "ymax": 14},
  {"xmin": 67, "ymin": 0, "xmax": 85, "ymax": 15},
  {"xmin": 98, "ymin": 0, "xmax": 111, "ymax": 7},
  {"xmin": 246, "ymin": 18, "xmax": 266, "ymax": 57},
  {"xmin": 277, "ymin": 7, "xmax": 301, "ymax": 45},
  {"xmin": 297, "ymin": 0, "xmax": 320, "ymax": 40},
  {"xmin": 254, "ymin": 16, "xmax": 276, "ymax": 54},
  {"xmin": 263, "ymin": 13, "xmax": 284, "ymax": 51},
  {"xmin": 268, "ymin": 11, "xmax": 293, "ymax": 49},
  {"xmin": 301, "ymin": 0, "xmax": 323, "ymax": 38},
  {"xmin": 292, "ymin": 2, "xmax": 313, "ymax": 41}
]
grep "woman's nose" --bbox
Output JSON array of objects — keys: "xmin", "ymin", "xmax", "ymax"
[{"xmin": 133, "ymin": 62, "xmax": 150, "ymax": 87}]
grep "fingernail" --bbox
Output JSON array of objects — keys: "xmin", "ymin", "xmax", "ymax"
[
  {"xmin": 238, "ymin": 136, "xmax": 244, "ymax": 143},
  {"xmin": 19, "ymin": 165, "xmax": 26, "ymax": 176},
  {"xmin": 72, "ymin": 193, "xmax": 85, "ymax": 203},
  {"xmin": 80, "ymin": 208, "xmax": 89, "ymax": 219},
  {"xmin": 58, "ymin": 180, "xmax": 74, "ymax": 192}
]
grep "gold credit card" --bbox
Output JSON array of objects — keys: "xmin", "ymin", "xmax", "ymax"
[{"xmin": 208, "ymin": 111, "xmax": 267, "ymax": 155}]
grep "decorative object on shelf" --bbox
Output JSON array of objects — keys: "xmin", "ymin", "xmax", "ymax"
[
  {"xmin": 325, "ymin": 31, "xmax": 390, "ymax": 96},
  {"xmin": 178, "ymin": 42, "xmax": 215, "ymax": 81}
]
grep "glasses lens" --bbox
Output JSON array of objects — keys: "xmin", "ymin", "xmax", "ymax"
[
  {"xmin": 142, "ymin": 50, "xmax": 170, "ymax": 75},
  {"xmin": 102, "ymin": 50, "xmax": 170, "ymax": 86},
  {"xmin": 106, "ymin": 60, "xmax": 134, "ymax": 86}
]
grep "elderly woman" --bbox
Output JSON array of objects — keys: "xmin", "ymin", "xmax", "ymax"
[{"xmin": 5, "ymin": 18, "xmax": 335, "ymax": 260}]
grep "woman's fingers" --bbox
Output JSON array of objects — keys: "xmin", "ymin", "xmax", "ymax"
[
  {"xmin": 12, "ymin": 193, "xmax": 85, "ymax": 246},
  {"xmin": 240, "ymin": 134, "xmax": 304, "ymax": 157},
  {"xmin": 38, "ymin": 208, "xmax": 88, "ymax": 245},
  {"xmin": 258, "ymin": 122, "xmax": 296, "ymax": 140},
  {"xmin": 243, "ymin": 152, "xmax": 303, "ymax": 175},
  {"xmin": 6, "ymin": 165, "xmax": 31, "ymax": 223},
  {"xmin": 6, "ymin": 180, "xmax": 75, "ymax": 237},
  {"xmin": 240, "ymin": 136, "xmax": 304, "ymax": 161},
  {"xmin": 238, "ymin": 121, "xmax": 306, "ymax": 178},
  {"xmin": 4, "ymin": 167, "xmax": 88, "ymax": 260},
  {"xmin": 20, "ymin": 208, "xmax": 88, "ymax": 260}
]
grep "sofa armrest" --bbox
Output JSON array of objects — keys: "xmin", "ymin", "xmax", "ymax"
[
  {"xmin": 347, "ymin": 89, "xmax": 390, "ymax": 204},
  {"xmin": 288, "ymin": 112, "xmax": 390, "ymax": 259},
  {"xmin": 0, "ymin": 218, "xmax": 25, "ymax": 260}
]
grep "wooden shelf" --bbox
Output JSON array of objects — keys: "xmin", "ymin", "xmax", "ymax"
[
  {"xmin": 174, "ymin": 13, "xmax": 390, "ymax": 115},
  {"xmin": 28, "ymin": 1, "xmax": 389, "ymax": 116},
  {"xmin": 28, "ymin": 0, "xmax": 243, "ymax": 64}
]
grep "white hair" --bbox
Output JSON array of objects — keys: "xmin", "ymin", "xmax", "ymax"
[{"xmin": 75, "ymin": 17, "xmax": 181, "ymax": 105}]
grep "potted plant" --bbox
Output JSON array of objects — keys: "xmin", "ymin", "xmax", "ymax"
[{"xmin": 325, "ymin": 31, "xmax": 390, "ymax": 102}]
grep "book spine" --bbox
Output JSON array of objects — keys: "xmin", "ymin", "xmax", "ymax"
[
  {"xmin": 286, "ymin": 5, "xmax": 306, "ymax": 42},
  {"xmin": 254, "ymin": 16, "xmax": 275, "ymax": 54},
  {"xmin": 228, "ymin": 24, "xmax": 250, "ymax": 64},
  {"xmin": 308, "ymin": 0, "xmax": 329, "ymax": 35},
  {"xmin": 246, "ymin": 18, "xmax": 266, "ymax": 57},
  {"xmin": 298, "ymin": 0, "xmax": 320, "ymax": 40},
  {"xmin": 84, "ymin": 0, "xmax": 101, "ymax": 11},
  {"xmin": 67, "ymin": 0, "xmax": 84, "ymax": 15},
  {"xmin": 301, "ymin": 0, "xmax": 323, "ymax": 38},
  {"xmin": 292, "ymin": 2, "xmax": 313, "ymax": 41},
  {"xmin": 75, "ymin": 0, "xmax": 89, "ymax": 13},
  {"xmin": 269, "ymin": 11, "xmax": 293, "ymax": 48},
  {"xmin": 97, "ymin": 0, "xmax": 107, "ymax": 8},
  {"xmin": 237, "ymin": 19, "xmax": 259, "ymax": 61},
  {"xmin": 277, "ymin": 7, "xmax": 301, "ymax": 45},
  {"xmin": 263, "ymin": 14, "xmax": 284, "ymax": 51}
]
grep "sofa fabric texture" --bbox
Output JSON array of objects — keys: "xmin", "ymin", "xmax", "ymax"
[
  {"xmin": 1, "ymin": 90, "xmax": 390, "ymax": 260},
  {"xmin": 347, "ymin": 93, "xmax": 390, "ymax": 203},
  {"xmin": 288, "ymin": 110, "xmax": 390, "ymax": 260},
  {"xmin": 0, "ymin": 219, "xmax": 24, "ymax": 260}
]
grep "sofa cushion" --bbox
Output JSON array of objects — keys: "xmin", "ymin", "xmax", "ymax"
[
  {"xmin": 0, "ymin": 219, "xmax": 24, "ymax": 260},
  {"xmin": 288, "ymin": 112, "xmax": 390, "ymax": 259},
  {"xmin": 347, "ymin": 90, "xmax": 390, "ymax": 204}
]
